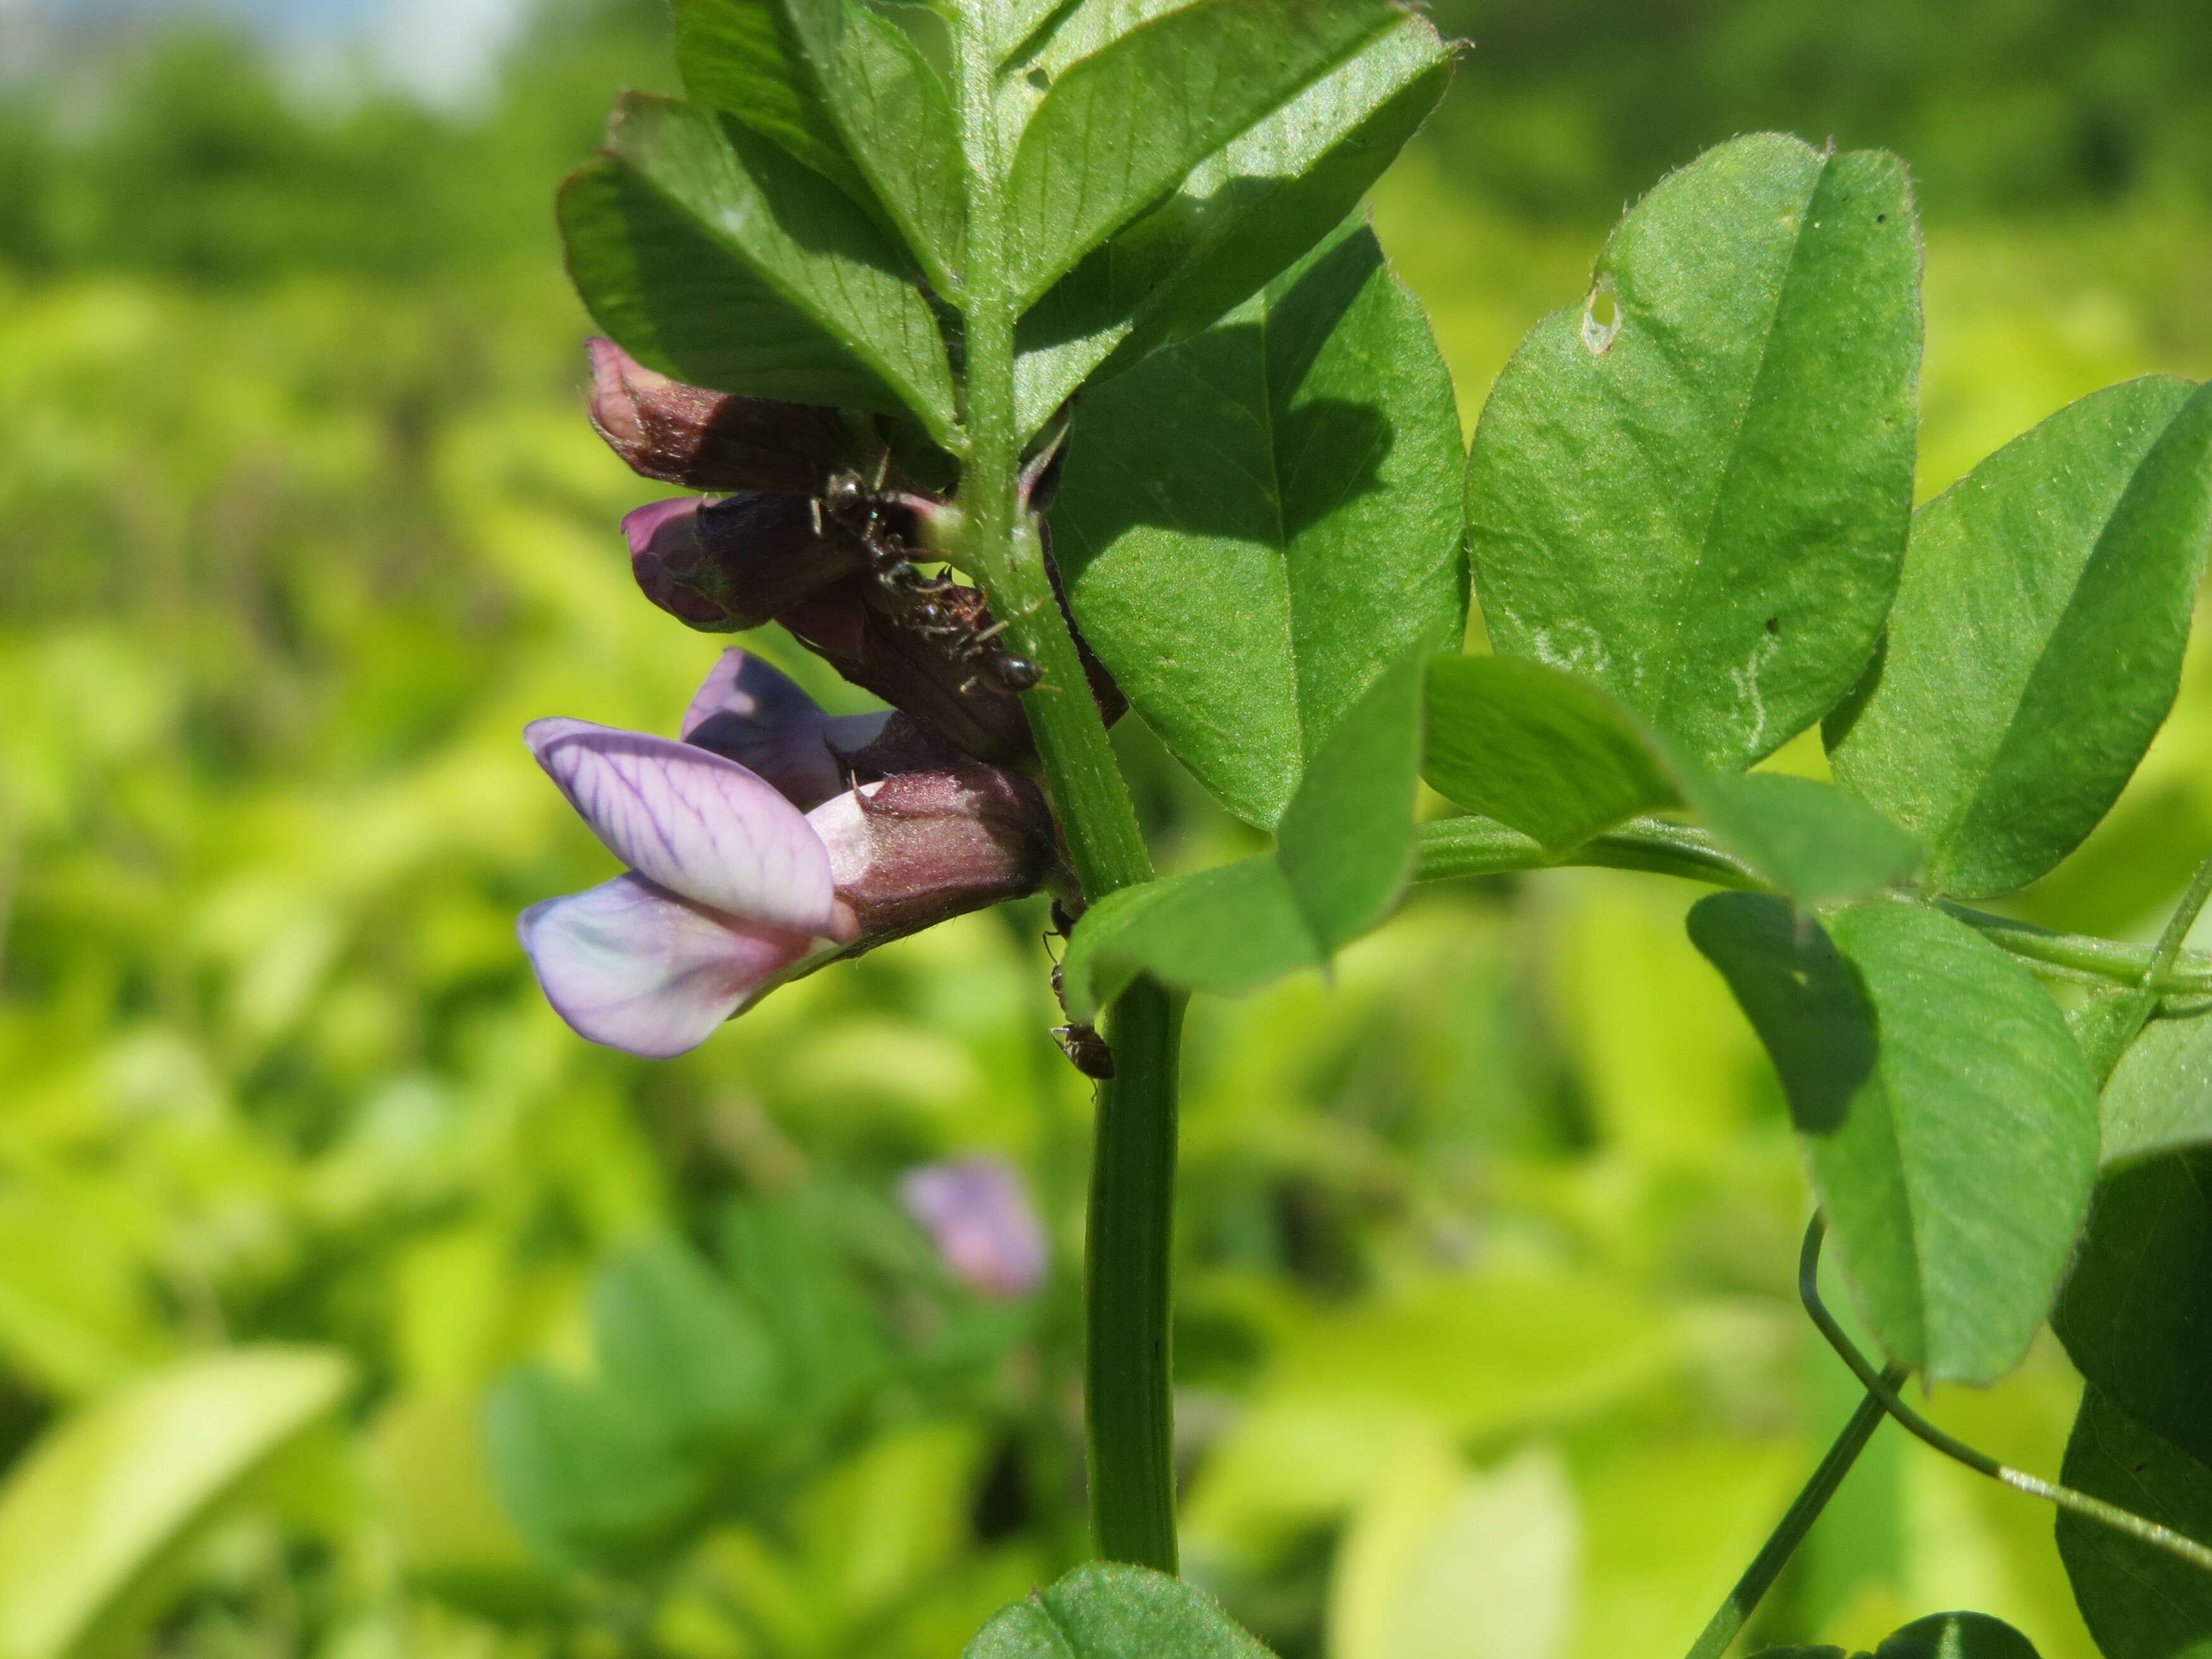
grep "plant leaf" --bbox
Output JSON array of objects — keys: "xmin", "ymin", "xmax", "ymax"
[
  {"xmin": 1014, "ymin": 17, "xmax": 1450, "ymax": 434},
  {"xmin": 674, "ymin": 0, "xmax": 968, "ymax": 296},
  {"xmin": 2069, "ymin": 985, "xmax": 2162, "ymax": 1093},
  {"xmin": 965, "ymin": 1560, "xmax": 1274, "ymax": 1659},
  {"xmin": 561, "ymin": 94, "xmax": 961, "ymax": 444},
  {"xmin": 674, "ymin": 0, "xmax": 873, "ymax": 206},
  {"xmin": 2053, "ymin": 1150, "xmax": 2212, "ymax": 1469},
  {"xmin": 1423, "ymin": 655, "xmax": 1681, "ymax": 853},
  {"xmin": 1063, "ymin": 647, "xmax": 1423, "ymax": 1018},
  {"xmin": 0, "ymin": 1348, "xmax": 351, "ymax": 1659},
  {"xmin": 1054, "ymin": 227, "xmax": 1464, "ymax": 827},
  {"xmin": 1684, "ymin": 772, "xmax": 1923, "ymax": 904},
  {"xmin": 1828, "ymin": 377, "xmax": 2212, "ymax": 897},
  {"xmin": 2100, "ymin": 1003, "xmax": 2212, "ymax": 1166},
  {"xmin": 593, "ymin": 1235, "xmax": 780, "ymax": 1454},
  {"xmin": 1874, "ymin": 1613, "xmax": 2040, "ymax": 1659},
  {"xmin": 1689, "ymin": 894, "xmax": 2098, "ymax": 1381},
  {"xmin": 1468, "ymin": 133, "xmax": 1921, "ymax": 772},
  {"xmin": 2057, "ymin": 1389, "xmax": 2212, "ymax": 1659},
  {"xmin": 1423, "ymin": 654, "xmax": 1917, "ymax": 897},
  {"xmin": 1003, "ymin": 0, "xmax": 1404, "ymax": 306},
  {"xmin": 483, "ymin": 1367, "xmax": 708, "ymax": 1571}
]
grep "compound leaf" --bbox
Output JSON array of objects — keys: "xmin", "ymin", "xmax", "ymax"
[
  {"xmin": 1004, "ymin": 0, "xmax": 1403, "ymax": 306},
  {"xmin": 561, "ymin": 94, "xmax": 960, "ymax": 444},
  {"xmin": 1468, "ymin": 133, "xmax": 1921, "ymax": 772},
  {"xmin": 1829, "ymin": 377, "xmax": 2212, "ymax": 898},
  {"xmin": 1054, "ymin": 227, "xmax": 1464, "ymax": 827},
  {"xmin": 1691, "ymin": 894, "xmax": 2098, "ymax": 1381}
]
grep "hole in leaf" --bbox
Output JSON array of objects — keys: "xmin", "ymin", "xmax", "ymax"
[
  {"xmin": 1581, "ymin": 276, "xmax": 1622, "ymax": 355},
  {"xmin": 1876, "ymin": 212, "xmax": 1888, "ymax": 222},
  {"xmin": 1025, "ymin": 68, "xmax": 1050, "ymax": 91},
  {"xmin": 1765, "ymin": 616, "xmax": 1780, "ymax": 635}
]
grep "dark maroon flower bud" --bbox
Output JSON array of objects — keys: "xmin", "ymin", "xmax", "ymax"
[
  {"xmin": 779, "ymin": 576, "xmax": 1036, "ymax": 764},
  {"xmin": 623, "ymin": 493, "xmax": 865, "ymax": 633},
  {"xmin": 586, "ymin": 338, "xmax": 858, "ymax": 495},
  {"xmin": 810, "ymin": 765, "xmax": 1062, "ymax": 943}
]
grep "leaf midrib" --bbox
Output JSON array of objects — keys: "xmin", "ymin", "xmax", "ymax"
[{"xmin": 1654, "ymin": 154, "xmax": 1830, "ymax": 757}]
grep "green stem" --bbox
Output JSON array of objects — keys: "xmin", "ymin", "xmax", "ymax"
[
  {"xmin": 954, "ymin": 22, "xmax": 1178, "ymax": 1571},
  {"xmin": 1084, "ymin": 978, "xmax": 1186, "ymax": 1571},
  {"xmin": 1412, "ymin": 818, "xmax": 2212, "ymax": 994},
  {"xmin": 1799, "ymin": 1215, "xmax": 2212, "ymax": 1576}
]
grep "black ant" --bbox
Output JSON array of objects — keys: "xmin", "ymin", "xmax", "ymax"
[{"xmin": 820, "ymin": 466, "xmax": 1045, "ymax": 696}]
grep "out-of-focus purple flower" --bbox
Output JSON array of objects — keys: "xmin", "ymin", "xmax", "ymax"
[
  {"xmin": 586, "ymin": 337, "xmax": 857, "ymax": 495},
  {"xmin": 899, "ymin": 1157, "xmax": 1048, "ymax": 1299},
  {"xmin": 520, "ymin": 652, "xmax": 1061, "ymax": 1058}
]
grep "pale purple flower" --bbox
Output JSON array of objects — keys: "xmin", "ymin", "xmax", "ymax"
[
  {"xmin": 520, "ymin": 650, "xmax": 1059, "ymax": 1059},
  {"xmin": 899, "ymin": 1157, "xmax": 1048, "ymax": 1299}
]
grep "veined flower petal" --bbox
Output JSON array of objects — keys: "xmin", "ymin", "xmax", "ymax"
[
  {"xmin": 525, "ymin": 717, "xmax": 844, "ymax": 937},
  {"xmin": 520, "ymin": 873, "xmax": 824, "ymax": 1058},
  {"xmin": 679, "ymin": 648, "xmax": 887, "ymax": 811}
]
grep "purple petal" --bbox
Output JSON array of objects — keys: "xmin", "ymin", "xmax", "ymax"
[
  {"xmin": 678, "ymin": 649, "xmax": 887, "ymax": 811},
  {"xmin": 525, "ymin": 718, "xmax": 845, "ymax": 938},
  {"xmin": 899, "ymin": 1157, "xmax": 1048, "ymax": 1298},
  {"xmin": 520, "ymin": 873, "xmax": 823, "ymax": 1057},
  {"xmin": 621, "ymin": 496, "xmax": 700, "ymax": 558}
]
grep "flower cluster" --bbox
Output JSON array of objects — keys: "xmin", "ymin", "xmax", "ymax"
[{"xmin": 517, "ymin": 343, "xmax": 1103, "ymax": 1057}]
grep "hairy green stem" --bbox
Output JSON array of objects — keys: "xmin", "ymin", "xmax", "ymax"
[
  {"xmin": 1413, "ymin": 818, "xmax": 2212, "ymax": 994},
  {"xmin": 1683, "ymin": 1363, "xmax": 1907, "ymax": 1659},
  {"xmin": 1799, "ymin": 1216, "xmax": 2212, "ymax": 1576},
  {"xmin": 954, "ymin": 23, "xmax": 1179, "ymax": 1572}
]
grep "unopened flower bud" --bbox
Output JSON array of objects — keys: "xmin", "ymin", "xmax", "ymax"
[
  {"xmin": 586, "ymin": 338, "xmax": 857, "ymax": 495},
  {"xmin": 623, "ymin": 493, "xmax": 864, "ymax": 633},
  {"xmin": 811, "ymin": 765, "xmax": 1060, "ymax": 942}
]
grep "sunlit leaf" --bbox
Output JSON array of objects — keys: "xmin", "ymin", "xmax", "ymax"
[
  {"xmin": 965, "ymin": 1560, "xmax": 1273, "ymax": 1659},
  {"xmin": 1014, "ymin": 17, "xmax": 1451, "ymax": 433},
  {"xmin": 1686, "ymin": 772, "xmax": 1921, "ymax": 904},
  {"xmin": 561, "ymin": 94, "xmax": 961, "ymax": 442},
  {"xmin": 1691, "ymin": 894, "xmax": 2098, "ymax": 1381},
  {"xmin": 2053, "ymin": 1150, "xmax": 2212, "ymax": 1468},
  {"xmin": 1829, "ymin": 377, "xmax": 2212, "ymax": 897},
  {"xmin": 2057, "ymin": 1389, "xmax": 2212, "ymax": 1659},
  {"xmin": 1469, "ymin": 133, "xmax": 1921, "ymax": 772},
  {"xmin": 0, "ymin": 1347, "xmax": 351, "ymax": 1659},
  {"xmin": 1055, "ymin": 227, "xmax": 1464, "ymax": 826},
  {"xmin": 1003, "ymin": 0, "xmax": 1404, "ymax": 305}
]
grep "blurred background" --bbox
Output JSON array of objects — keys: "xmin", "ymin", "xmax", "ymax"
[{"xmin": 3, "ymin": 1, "xmax": 2211, "ymax": 1655}]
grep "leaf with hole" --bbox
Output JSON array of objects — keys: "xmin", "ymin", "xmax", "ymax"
[
  {"xmin": 1690, "ymin": 893, "xmax": 2098, "ymax": 1382},
  {"xmin": 0, "ymin": 1348, "xmax": 351, "ymax": 1659},
  {"xmin": 2057, "ymin": 1389, "xmax": 2212, "ymax": 1659},
  {"xmin": 1014, "ymin": 16, "xmax": 1450, "ymax": 434},
  {"xmin": 964, "ymin": 1560, "xmax": 1274, "ymax": 1659},
  {"xmin": 2053, "ymin": 1149, "xmax": 2212, "ymax": 1469},
  {"xmin": 1003, "ymin": 0, "xmax": 1405, "ymax": 306},
  {"xmin": 561, "ymin": 94, "xmax": 959, "ymax": 442},
  {"xmin": 1468, "ymin": 132, "xmax": 1921, "ymax": 773},
  {"xmin": 1054, "ymin": 226, "xmax": 1463, "ymax": 827},
  {"xmin": 1829, "ymin": 377, "xmax": 2212, "ymax": 897}
]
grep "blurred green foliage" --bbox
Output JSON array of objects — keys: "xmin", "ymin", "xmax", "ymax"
[{"xmin": 4, "ymin": 3, "xmax": 2212, "ymax": 1656}]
